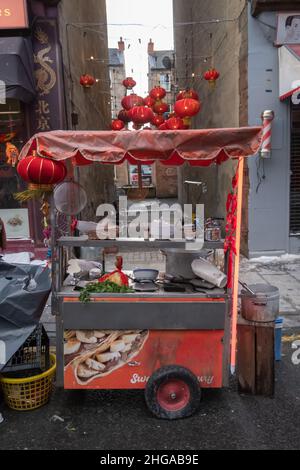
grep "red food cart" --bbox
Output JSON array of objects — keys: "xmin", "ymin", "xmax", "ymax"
[{"xmin": 19, "ymin": 125, "xmax": 264, "ymax": 419}]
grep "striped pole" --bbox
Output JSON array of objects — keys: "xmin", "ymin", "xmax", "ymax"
[{"xmin": 260, "ymin": 110, "xmax": 274, "ymax": 159}]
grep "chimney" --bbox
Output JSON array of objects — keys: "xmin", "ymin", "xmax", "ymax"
[
  {"xmin": 118, "ymin": 37, "xmax": 125, "ymax": 52},
  {"xmin": 148, "ymin": 39, "xmax": 154, "ymax": 54}
]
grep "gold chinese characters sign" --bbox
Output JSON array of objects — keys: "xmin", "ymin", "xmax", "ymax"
[{"xmin": 0, "ymin": 0, "xmax": 28, "ymax": 29}]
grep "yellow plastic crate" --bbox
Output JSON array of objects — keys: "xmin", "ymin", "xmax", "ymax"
[{"xmin": 0, "ymin": 354, "xmax": 56, "ymax": 411}]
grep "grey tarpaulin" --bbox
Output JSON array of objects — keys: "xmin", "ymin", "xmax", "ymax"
[
  {"xmin": 0, "ymin": 262, "xmax": 51, "ymax": 371},
  {"xmin": 0, "ymin": 37, "xmax": 36, "ymax": 103}
]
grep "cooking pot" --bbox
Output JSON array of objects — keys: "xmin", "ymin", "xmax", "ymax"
[
  {"xmin": 160, "ymin": 248, "xmax": 213, "ymax": 280},
  {"xmin": 241, "ymin": 284, "xmax": 279, "ymax": 322}
]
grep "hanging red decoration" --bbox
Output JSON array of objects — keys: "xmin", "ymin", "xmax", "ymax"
[
  {"xmin": 122, "ymin": 77, "xmax": 136, "ymax": 90},
  {"xmin": 111, "ymin": 119, "xmax": 125, "ymax": 131},
  {"xmin": 17, "ymin": 155, "xmax": 67, "ymax": 188},
  {"xmin": 165, "ymin": 117, "xmax": 185, "ymax": 130},
  {"xmin": 121, "ymin": 94, "xmax": 144, "ymax": 111},
  {"xmin": 149, "ymin": 86, "xmax": 166, "ymax": 101},
  {"xmin": 80, "ymin": 74, "xmax": 96, "ymax": 88},
  {"xmin": 151, "ymin": 114, "xmax": 165, "ymax": 128},
  {"xmin": 174, "ymin": 98, "xmax": 201, "ymax": 118},
  {"xmin": 153, "ymin": 101, "xmax": 169, "ymax": 115},
  {"xmin": 128, "ymin": 106, "xmax": 154, "ymax": 124},
  {"xmin": 176, "ymin": 89, "xmax": 199, "ymax": 101},
  {"xmin": 118, "ymin": 109, "xmax": 131, "ymax": 123},
  {"xmin": 144, "ymin": 96, "xmax": 155, "ymax": 108},
  {"xmin": 204, "ymin": 68, "xmax": 220, "ymax": 87},
  {"xmin": 159, "ymin": 123, "xmax": 168, "ymax": 130}
]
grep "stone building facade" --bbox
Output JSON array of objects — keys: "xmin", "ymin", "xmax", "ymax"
[{"xmin": 173, "ymin": 0, "xmax": 300, "ymax": 256}]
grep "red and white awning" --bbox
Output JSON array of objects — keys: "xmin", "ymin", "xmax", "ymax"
[{"xmin": 279, "ymin": 45, "xmax": 300, "ymax": 101}]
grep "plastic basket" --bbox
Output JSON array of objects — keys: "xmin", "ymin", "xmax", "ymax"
[
  {"xmin": 2, "ymin": 324, "xmax": 50, "ymax": 373},
  {"xmin": 0, "ymin": 354, "xmax": 56, "ymax": 411}
]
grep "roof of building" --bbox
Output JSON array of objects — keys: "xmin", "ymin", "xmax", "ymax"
[
  {"xmin": 148, "ymin": 50, "xmax": 175, "ymax": 71},
  {"xmin": 109, "ymin": 48, "xmax": 125, "ymax": 67}
]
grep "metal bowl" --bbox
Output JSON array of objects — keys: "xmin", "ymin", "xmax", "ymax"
[{"xmin": 133, "ymin": 268, "xmax": 159, "ymax": 282}]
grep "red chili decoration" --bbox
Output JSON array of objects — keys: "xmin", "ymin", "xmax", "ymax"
[
  {"xmin": 174, "ymin": 98, "xmax": 201, "ymax": 118},
  {"xmin": 149, "ymin": 86, "xmax": 166, "ymax": 101},
  {"xmin": 121, "ymin": 94, "xmax": 144, "ymax": 111},
  {"xmin": 111, "ymin": 119, "xmax": 125, "ymax": 131},
  {"xmin": 80, "ymin": 74, "xmax": 96, "ymax": 88},
  {"xmin": 122, "ymin": 77, "xmax": 136, "ymax": 90}
]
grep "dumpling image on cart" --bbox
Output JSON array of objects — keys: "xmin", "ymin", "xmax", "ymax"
[{"xmin": 64, "ymin": 330, "xmax": 149, "ymax": 385}]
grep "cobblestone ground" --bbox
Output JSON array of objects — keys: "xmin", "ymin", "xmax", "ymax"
[{"xmin": 41, "ymin": 251, "xmax": 300, "ymax": 342}]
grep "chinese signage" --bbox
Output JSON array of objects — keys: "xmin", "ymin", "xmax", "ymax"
[
  {"xmin": 0, "ymin": 0, "xmax": 28, "ymax": 29},
  {"xmin": 31, "ymin": 19, "xmax": 66, "ymax": 133}
]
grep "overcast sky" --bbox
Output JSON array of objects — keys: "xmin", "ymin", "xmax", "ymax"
[{"xmin": 106, "ymin": 0, "xmax": 174, "ymax": 97}]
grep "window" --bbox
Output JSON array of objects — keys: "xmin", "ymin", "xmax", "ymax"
[{"xmin": 160, "ymin": 74, "xmax": 171, "ymax": 92}]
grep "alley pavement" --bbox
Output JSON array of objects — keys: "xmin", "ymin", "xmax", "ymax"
[{"xmin": 0, "ymin": 330, "xmax": 299, "ymax": 450}]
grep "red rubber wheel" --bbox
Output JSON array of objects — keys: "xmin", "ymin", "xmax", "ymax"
[
  {"xmin": 157, "ymin": 379, "xmax": 191, "ymax": 411},
  {"xmin": 145, "ymin": 365, "xmax": 201, "ymax": 420}
]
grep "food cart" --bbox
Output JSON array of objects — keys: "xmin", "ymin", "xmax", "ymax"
[{"xmin": 19, "ymin": 126, "xmax": 264, "ymax": 419}]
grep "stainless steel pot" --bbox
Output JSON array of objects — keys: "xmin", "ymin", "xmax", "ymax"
[
  {"xmin": 241, "ymin": 284, "xmax": 279, "ymax": 322},
  {"xmin": 160, "ymin": 248, "xmax": 213, "ymax": 280}
]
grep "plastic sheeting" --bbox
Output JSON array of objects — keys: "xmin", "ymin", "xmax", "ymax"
[
  {"xmin": 0, "ymin": 262, "xmax": 51, "ymax": 371},
  {"xmin": 0, "ymin": 37, "xmax": 36, "ymax": 104},
  {"xmin": 19, "ymin": 127, "xmax": 263, "ymax": 167}
]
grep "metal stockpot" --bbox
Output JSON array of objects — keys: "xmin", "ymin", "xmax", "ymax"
[
  {"xmin": 241, "ymin": 284, "xmax": 280, "ymax": 322},
  {"xmin": 160, "ymin": 248, "xmax": 213, "ymax": 280}
]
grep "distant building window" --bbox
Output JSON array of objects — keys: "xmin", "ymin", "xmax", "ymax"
[{"xmin": 160, "ymin": 74, "xmax": 171, "ymax": 92}]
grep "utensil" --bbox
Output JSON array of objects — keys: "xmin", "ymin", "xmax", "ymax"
[
  {"xmin": 133, "ymin": 268, "xmax": 159, "ymax": 282},
  {"xmin": 238, "ymin": 280, "xmax": 256, "ymax": 295},
  {"xmin": 191, "ymin": 258, "xmax": 227, "ymax": 288},
  {"xmin": 161, "ymin": 248, "xmax": 213, "ymax": 280}
]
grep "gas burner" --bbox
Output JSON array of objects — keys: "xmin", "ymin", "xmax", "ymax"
[{"xmin": 133, "ymin": 280, "xmax": 158, "ymax": 292}]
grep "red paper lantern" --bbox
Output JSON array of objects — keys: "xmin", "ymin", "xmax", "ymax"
[
  {"xmin": 159, "ymin": 123, "xmax": 168, "ymax": 130},
  {"xmin": 176, "ymin": 89, "xmax": 199, "ymax": 101},
  {"xmin": 128, "ymin": 106, "xmax": 154, "ymax": 124},
  {"xmin": 204, "ymin": 68, "xmax": 220, "ymax": 86},
  {"xmin": 17, "ymin": 156, "xmax": 67, "ymax": 188},
  {"xmin": 80, "ymin": 74, "xmax": 95, "ymax": 88},
  {"xmin": 174, "ymin": 98, "xmax": 201, "ymax": 118},
  {"xmin": 111, "ymin": 119, "xmax": 125, "ymax": 131},
  {"xmin": 122, "ymin": 77, "xmax": 136, "ymax": 90},
  {"xmin": 149, "ymin": 86, "xmax": 166, "ymax": 101},
  {"xmin": 151, "ymin": 114, "xmax": 165, "ymax": 128},
  {"xmin": 165, "ymin": 117, "xmax": 185, "ymax": 130},
  {"xmin": 118, "ymin": 109, "xmax": 131, "ymax": 123},
  {"xmin": 144, "ymin": 96, "xmax": 155, "ymax": 108},
  {"xmin": 153, "ymin": 101, "xmax": 169, "ymax": 115},
  {"xmin": 121, "ymin": 94, "xmax": 144, "ymax": 111}
]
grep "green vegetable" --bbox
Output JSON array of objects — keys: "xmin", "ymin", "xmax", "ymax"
[{"xmin": 79, "ymin": 280, "xmax": 134, "ymax": 303}]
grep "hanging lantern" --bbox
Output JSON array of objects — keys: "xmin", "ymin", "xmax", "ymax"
[
  {"xmin": 176, "ymin": 88, "xmax": 199, "ymax": 101},
  {"xmin": 144, "ymin": 96, "xmax": 155, "ymax": 108},
  {"xmin": 118, "ymin": 109, "xmax": 131, "ymax": 123},
  {"xmin": 174, "ymin": 98, "xmax": 201, "ymax": 118},
  {"xmin": 165, "ymin": 117, "xmax": 185, "ymax": 130},
  {"xmin": 149, "ymin": 86, "xmax": 166, "ymax": 101},
  {"xmin": 80, "ymin": 74, "xmax": 96, "ymax": 88},
  {"xmin": 159, "ymin": 123, "xmax": 168, "ymax": 130},
  {"xmin": 111, "ymin": 119, "xmax": 125, "ymax": 131},
  {"xmin": 153, "ymin": 101, "xmax": 169, "ymax": 115},
  {"xmin": 204, "ymin": 68, "xmax": 220, "ymax": 87},
  {"xmin": 151, "ymin": 114, "xmax": 165, "ymax": 128},
  {"xmin": 121, "ymin": 94, "xmax": 144, "ymax": 111},
  {"xmin": 16, "ymin": 155, "xmax": 67, "ymax": 201},
  {"xmin": 122, "ymin": 77, "xmax": 136, "ymax": 90},
  {"xmin": 128, "ymin": 106, "xmax": 154, "ymax": 125}
]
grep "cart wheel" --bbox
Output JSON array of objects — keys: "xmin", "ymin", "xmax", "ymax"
[{"xmin": 145, "ymin": 365, "xmax": 201, "ymax": 420}]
